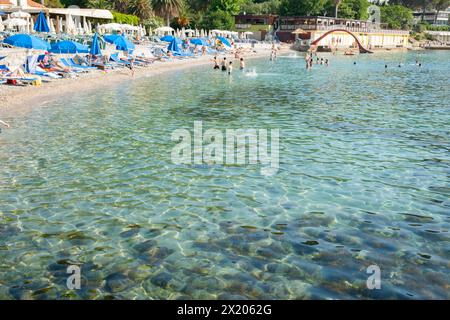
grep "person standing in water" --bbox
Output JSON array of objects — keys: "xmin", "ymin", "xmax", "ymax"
[
  {"xmin": 240, "ymin": 58, "xmax": 245, "ymax": 70},
  {"xmin": 213, "ymin": 56, "xmax": 220, "ymax": 70},
  {"xmin": 221, "ymin": 57, "xmax": 227, "ymax": 71},
  {"xmin": 228, "ymin": 61, "xmax": 233, "ymax": 75}
]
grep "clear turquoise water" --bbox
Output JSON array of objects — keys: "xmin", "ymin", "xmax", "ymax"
[{"xmin": 0, "ymin": 51, "xmax": 449, "ymax": 300}]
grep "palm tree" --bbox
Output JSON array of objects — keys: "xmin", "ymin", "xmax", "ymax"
[
  {"xmin": 86, "ymin": 0, "xmax": 113, "ymax": 10},
  {"xmin": 114, "ymin": 0, "xmax": 131, "ymax": 13},
  {"xmin": 334, "ymin": 0, "xmax": 342, "ymax": 18},
  {"xmin": 152, "ymin": 0, "xmax": 184, "ymax": 26},
  {"xmin": 132, "ymin": 0, "xmax": 153, "ymax": 20}
]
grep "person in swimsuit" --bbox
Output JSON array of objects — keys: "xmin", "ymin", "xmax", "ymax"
[{"xmin": 221, "ymin": 57, "xmax": 227, "ymax": 71}]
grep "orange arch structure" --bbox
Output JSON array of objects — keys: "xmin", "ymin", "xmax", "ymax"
[{"xmin": 310, "ymin": 29, "xmax": 373, "ymax": 54}]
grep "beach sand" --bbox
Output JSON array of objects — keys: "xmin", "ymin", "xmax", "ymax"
[{"xmin": 0, "ymin": 47, "xmax": 288, "ymax": 119}]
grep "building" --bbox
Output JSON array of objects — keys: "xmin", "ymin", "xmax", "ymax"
[
  {"xmin": 0, "ymin": 0, "xmax": 113, "ymax": 27},
  {"xmin": 235, "ymin": 14, "xmax": 277, "ymax": 41},
  {"xmin": 235, "ymin": 14, "xmax": 410, "ymax": 50},
  {"xmin": 413, "ymin": 7, "xmax": 450, "ymax": 26}
]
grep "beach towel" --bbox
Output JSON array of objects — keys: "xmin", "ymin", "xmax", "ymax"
[{"xmin": 25, "ymin": 55, "xmax": 39, "ymax": 74}]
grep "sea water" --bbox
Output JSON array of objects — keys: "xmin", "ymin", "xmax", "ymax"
[{"xmin": 0, "ymin": 51, "xmax": 449, "ymax": 299}]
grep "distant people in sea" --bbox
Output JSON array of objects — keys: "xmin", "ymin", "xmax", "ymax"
[
  {"xmin": 240, "ymin": 58, "xmax": 245, "ymax": 70},
  {"xmin": 385, "ymin": 64, "xmax": 388, "ymax": 69},
  {"xmin": 325, "ymin": 59, "xmax": 329, "ymax": 66},
  {"xmin": 353, "ymin": 61, "xmax": 357, "ymax": 65},
  {"xmin": 228, "ymin": 61, "xmax": 233, "ymax": 75}
]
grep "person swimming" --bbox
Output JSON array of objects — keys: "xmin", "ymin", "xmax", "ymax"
[
  {"xmin": 0, "ymin": 119, "xmax": 10, "ymax": 133},
  {"xmin": 385, "ymin": 64, "xmax": 388, "ymax": 69}
]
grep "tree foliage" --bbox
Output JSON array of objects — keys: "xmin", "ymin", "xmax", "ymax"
[{"xmin": 380, "ymin": 4, "xmax": 414, "ymax": 29}]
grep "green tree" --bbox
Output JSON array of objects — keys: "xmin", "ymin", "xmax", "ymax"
[
  {"xmin": 112, "ymin": 11, "xmax": 140, "ymax": 24},
  {"xmin": 201, "ymin": 9, "xmax": 235, "ymax": 29},
  {"xmin": 43, "ymin": 0, "xmax": 65, "ymax": 7},
  {"xmin": 131, "ymin": 0, "xmax": 153, "ymax": 19},
  {"xmin": 86, "ymin": 0, "xmax": 113, "ymax": 9},
  {"xmin": 279, "ymin": 0, "xmax": 328, "ymax": 16},
  {"xmin": 114, "ymin": 0, "xmax": 130, "ymax": 13},
  {"xmin": 335, "ymin": 0, "xmax": 370, "ymax": 20},
  {"xmin": 152, "ymin": 0, "xmax": 184, "ymax": 26},
  {"xmin": 380, "ymin": 4, "xmax": 414, "ymax": 29},
  {"xmin": 209, "ymin": 0, "xmax": 244, "ymax": 15},
  {"xmin": 240, "ymin": 0, "xmax": 280, "ymax": 14}
]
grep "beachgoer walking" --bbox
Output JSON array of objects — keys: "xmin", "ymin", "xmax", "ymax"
[
  {"xmin": 202, "ymin": 46, "xmax": 207, "ymax": 56},
  {"xmin": 128, "ymin": 57, "xmax": 135, "ymax": 76}
]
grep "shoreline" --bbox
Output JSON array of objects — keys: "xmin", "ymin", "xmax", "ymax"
[{"xmin": 0, "ymin": 48, "xmax": 285, "ymax": 118}]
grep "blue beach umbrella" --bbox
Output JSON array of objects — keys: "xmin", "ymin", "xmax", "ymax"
[
  {"xmin": 50, "ymin": 40, "xmax": 89, "ymax": 54},
  {"xmin": 34, "ymin": 11, "xmax": 50, "ymax": 33},
  {"xmin": 90, "ymin": 33, "xmax": 101, "ymax": 55},
  {"xmin": 3, "ymin": 34, "xmax": 50, "ymax": 50},
  {"xmin": 160, "ymin": 35, "xmax": 175, "ymax": 42},
  {"xmin": 103, "ymin": 34, "xmax": 135, "ymax": 52},
  {"xmin": 160, "ymin": 35, "xmax": 182, "ymax": 44},
  {"xmin": 167, "ymin": 38, "xmax": 180, "ymax": 53},
  {"xmin": 190, "ymin": 38, "xmax": 209, "ymax": 46},
  {"xmin": 217, "ymin": 36, "xmax": 231, "ymax": 47}
]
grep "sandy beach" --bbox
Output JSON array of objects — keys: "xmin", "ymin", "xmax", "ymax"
[{"xmin": 0, "ymin": 47, "xmax": 285, "ymax": 118}]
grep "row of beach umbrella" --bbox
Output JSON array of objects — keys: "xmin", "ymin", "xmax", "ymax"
[
  {"xmin": 1, "ymin": 11, "xmax": 94, "ymax": 35},
  {"xmin": 2, "ymin": 31, "xmax": 134, "ymax": 56}
]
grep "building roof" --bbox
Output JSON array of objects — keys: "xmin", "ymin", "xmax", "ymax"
[{"xmin": 0, "ymin": 0, "xmax": 44, "ymax": 7}]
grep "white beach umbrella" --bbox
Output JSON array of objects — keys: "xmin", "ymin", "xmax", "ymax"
[
  {"xmin": 55, "ymin": 17, "xmax": 60, "ymax": 34},
  {"xmin": 59, "ymin": 17, "xmax": 64, "ymax": 33},
  {"xmin": 2, "ymin": 18, "xmax": 28, "ymax": 28},
  {"xmin": 50, "ymin": 18, "xmax": 56, "ymax": 34},
  {"xmin": 11, "ymin": 11, "xmax": 31, "ymax": 19},
  {"xmin": 155, "ymin": 26, "xmax": 174, "ymax": 35},
  {"xmin": 100, "ymin": 23, "xmax": 124, "ymax": 32},
  {"xmin": 0, "ymin": 16, "xmax": 3, "ymax": 32},
  {"xmin": 77, "ymin": 21, "xmax": 83, "ymax": 35},
  {"xmin": 30, "ymin": 17, "xmax": 35, "ymax": 33}
]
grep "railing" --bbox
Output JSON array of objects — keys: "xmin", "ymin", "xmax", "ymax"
[
  {"xmin": 280, "ymin": 24, "xmax": 409, "ymax": 35},
  {"xmin": 235, "ymin": 24, "xmax": 252, "ymax": 29}
]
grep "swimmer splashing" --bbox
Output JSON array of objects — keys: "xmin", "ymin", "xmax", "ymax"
[{"xmin": 0, "ymin": 119, "xmax": 10, "ymax": 133}]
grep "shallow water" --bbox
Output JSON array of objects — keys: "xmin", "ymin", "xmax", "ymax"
[{"xmin": 0, "ymin": 51, "xmax": 449, "ymax": 299}]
